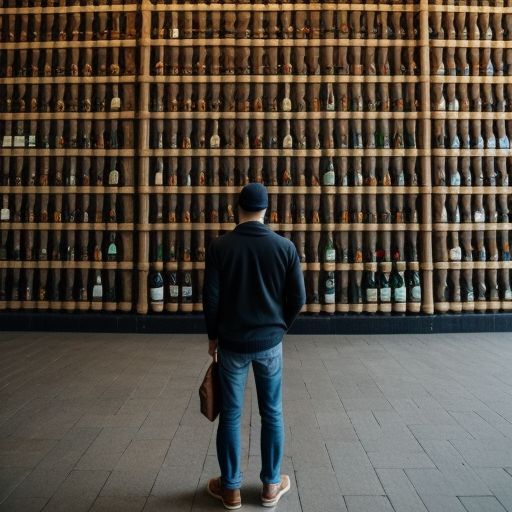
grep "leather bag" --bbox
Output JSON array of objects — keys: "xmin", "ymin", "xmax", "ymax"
[{"xmin": 199, "ymin": 361, "xmax": 221, "ymax": 421}]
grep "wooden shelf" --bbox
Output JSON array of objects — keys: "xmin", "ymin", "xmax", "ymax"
[
  {"xmin": 432, "ymin": 186, "xmax": 512, "ymax": 194},
  {"xmin": 1, "ymin": 40, "xmax": 138, "ymax": 50},
  {"xmin": 143, "ymin": 111, "xmax": 422, "ymax": 120},
  {"xmin": 431, "ymin": 112, "xmax": 512, "ymax": 120},
  {"xmin": 3, "ymin": 186, "xmax": 135, "ymax": 194},
  {"xmin": 148, "ymin": 2, "xmax": 420, "ymax": 12},
  {"xmin": 0, "ymin": 261, "xmax": 133, "ymax": 270},
  {"xmin": 428, "ymin": 4, "xmax": 512, "ymax": 13},
  {"xmin": 0, "ymin": 112, "xmax": 135, "ymax": 121},
  {"xmin": 433, "ymin": 222, "xmax": 512, "ymax": 231},
  {"xmin": 434, "ymin": 261, "xmax": 512, "ymax": 270},
  {"xmin": 7, "ymin": 149, "xmax": 134, "ymax": 157},
  {"xmin": 431, "ymin": 149, "xmax": 512, "ymax": 157},
  {"xmin": 140, "ymin": 185, "xmax": 424, "ymax": 194},
  {"xmin": 141, "ymin": 149, "xmax": 424, "ymax": 158},
  {"xmin": 0, "ymin": 76, "xmax": 137, "ymax": 85},
  {"xmin": 143, "ymin": 74, "xmax": 425, "ymax": 84},
  {"xmin": 141, "ymin": 222, "xmax": 421, "ymax": 231},
  {"xmin": 143, "ymin": 37, "xmax": 419, "ymax": 47},
  {"xmin": 430, "ymin": 75, "xmax": 512, "ymax": 84},
  {"xmin": 1, "ymin": 4, "xmax": 139, "ymax": 14},
  {"xmin": 430, "ymin": 39, "xmax": 512, "ymax": 48},
  {"xmin": 0, "ymin": 222, "xmax": 134, "ymax": 231}
]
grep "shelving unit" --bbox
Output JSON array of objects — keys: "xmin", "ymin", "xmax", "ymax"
[{"xmin": 1, "ymin": 0, "xmax": 511, "ymax": 319}]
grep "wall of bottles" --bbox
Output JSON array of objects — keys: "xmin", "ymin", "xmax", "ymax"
[{"xmin": 1, "ymin": 1, "xmax": 511, "ymax": 316}]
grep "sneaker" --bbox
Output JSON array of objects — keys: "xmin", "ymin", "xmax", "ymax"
[
  {"xmin": 206, "ymin": 477, "xmax": 241, "ymax": 510},
  {"xmin": 261, "ymin": 474, "xmax": 291, "ymax": 508}
]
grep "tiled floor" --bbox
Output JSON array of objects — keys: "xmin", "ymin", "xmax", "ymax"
[{"xmin": 1, "ymin": 331, "xmax": 512, "ymax": 512}]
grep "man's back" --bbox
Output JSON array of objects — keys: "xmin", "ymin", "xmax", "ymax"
[{"xmin": 203, "ymin": 221, "xmax": 306, "ymax": 353}]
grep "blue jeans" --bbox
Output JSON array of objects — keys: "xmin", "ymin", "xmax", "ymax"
[{"xmin": 216, "ymin": 343, "xmax": 284, "ymax": 490}]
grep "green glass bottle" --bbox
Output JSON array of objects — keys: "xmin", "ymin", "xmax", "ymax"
[
  {"xmin": 149, "ymin": 271, "xmax": 164, "ymax": 309},
  {"xmin": 322, "ymin": 157, "xmax": 335, "ymax": 185},
  {"xmin": 363, "ymin": 271, "xmax": 378, "ymax": 303},
  {"xmin": 406, "ymin": 270, "xmax": 421, "ymax": 302},
  {"xmin": 379, "ymin": 271, "xmax": 391, "ymax": 304},
  {"xmin": 324, "ymin": 271, "xmax": 335, "ymax": 304},
  {"xmin": 390, "ymin": 268, "xmax": 406, "ymax": 303},
  {"xmin": 324, "ymin": 233, "xmax": 336, "ymax": 262},
  {"xmin": 107, "ymin": 233, "xmax": 117, "ymax": 262}
]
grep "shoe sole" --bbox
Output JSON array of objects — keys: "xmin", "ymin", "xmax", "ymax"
[
  {"xmin": 206, "ymin": 481, "xmax": 242, "ymax": 510},
  {"xmin": 261, "ymin": 478, "xmax": 291, "ymax": 508}
]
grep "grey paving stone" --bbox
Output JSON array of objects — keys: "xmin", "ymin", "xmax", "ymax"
[
  {"xmin": 407, "ymin": 424, "xmax": 473, "ymax": 442},
  {"xmin": 375, "ymin": 468, "xmax": 428, "ymax": 512},
  {"xmin": 458, "ymin": 496, "xmax": 508, "ymax": 512},
  {"xmin": 449, "ymin": 438, "xmax": 512, "ymax": 467},
  {"xmin": 90, "ymin": 496, "xmax": 147, "ymax": 512},
  {"xmin": 114, "ymin": 440, "xmax": 170, "ymax": 471},
  {"xmin": 418, "ymin": 494, "xmax": 470, "ymax": 512},
  {"xmin": 0, "ymin": 467, "xmax": 31, "ymax": 502},
  {"xmin": 41, "ymin": 494, "xmax": 96, "ymax": 512},
  {"xmin": 344, "ymin": 495, "xmax": 394, "ymax": 512},
  {"xmin": 10, "ymin": 467, "xmax": 71, "ymax": 499},
  {"xmin": 0, "ymin": 496, "xmax": 47, "ymax": 512},
  {"xmin": 100, "ymin": 469, "xmax": 158, "ymax": 497},
  {"xmin": 366, "ymin": 450, "xmax": 437, "ymax": 469}
]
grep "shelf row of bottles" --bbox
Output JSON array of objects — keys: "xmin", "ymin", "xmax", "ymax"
[
  {"xmin": 429, "ymin": 11, "xmax": 512, "ymax": 41},
  {"xmin": 430, "ymin": 47, "xmax": 511, "ymax": 76},
  {"xmin": 147, "ymin": 82, "xmax": 421, "ymax": 113},
  {"xmin": 146, "ymin": 156, "xmax": 421, "ymax": 187},
  {"xmin": 434, "ymin": 268, "xmax": 512, "ymax": 308},
  {"xmin": 0, "ymin": 10, "xmax": 138, "ymax": 42},
  {"xmin": 0, "ymin": 266, "xmax": 133, "ymax": 309},
  {"xmin": 0, "ymin": 229, "xmax": 130, "ymax": 262},
  {"xmin": 2, "ymin": 121, "xmax": 134, "ymax": 149},
  {"xmin": 148, "ymin": 118, "xmax": 420, "ymax": 150},
  {"xmin": 431, "ymin": 119, "xmax": 511, "ymax": 150},
  {"xmin": 149, "ymin": 45, "xmax": 420, "ymax": 76},
  {"xmin": 1, "ymin": 84, "xmax": 134, "ymax": 113},
  {"xmin": 431, "ymin": 83, "xmax": 512, "ymax": 112},
  {"xmin": 148, "ymin": 230, "xmax": 421, "ymax": 265},
  {"xmin": 147, "ymin": 266, "xmax": 421, "ymax": 314},
  {"xmin": 1, "ymin": 47, "xmax": 138, "ymax": 78},
  {"xmin": 0, "ymin": 193, "xmax": 134, "ymax": 223},
  {"xmin": 1, "ymin": 156, "xmax": 134, "ymax": 186},
  {"xmin": 433, "ymin": 230, "xmax": 511, "ymax": 263},
  {"xmin": 149, "ymin": 10, "xmax": 419, "ymax": 40},
  {"xmin": 432, "ymin": 155, "xmax": 508, "ymax": 186}
]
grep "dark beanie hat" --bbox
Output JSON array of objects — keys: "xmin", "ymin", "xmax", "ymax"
[{"xmin": 238, "ymin": 183, "xmax": 268, "ymax": 212}]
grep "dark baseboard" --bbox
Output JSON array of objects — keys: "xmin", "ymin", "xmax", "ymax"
[{"xmin": 1, "ymin": 311, "xmax": 512, "ymax": 334}]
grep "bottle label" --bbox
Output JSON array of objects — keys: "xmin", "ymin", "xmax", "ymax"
[
  {"xmin": 380, "ymin": 288, "xmax": 391, "ymax": 302},
  {"xmin": 366, "ymin": 289, "xmax": 378, "ymax": 303},
  {"xmin": 150, "ymin": 287, "xmax": 163, "ymax": 302},
  {"xmin": 108, "ymin": 170, "xmax": 119, "ymax": 185},
  {"xmin": 13, "ymin": 136, "xmax": 26, "ymax": 148},
  {"xmin": 394, "ymin": 286, "xmax": 406, "ymax": 302},
  {"xmin": 171, "ymin": 28, "xmax": 179, "ymax": 38},
  {"xmin": 323, "ymin": 171, "xmax": 335, "ymax": 186},
  {"xmin": 2, "ymin": 136, "xmax": 12, "ymax": 148},
  {"xmin": 411, "ymin": 286, "xmax": 422, "ymax": 301},
  {"xmin": 325, "ymin": 249, "xmax": 336, "ymax": 262},
  {"xmin": 169, "ymin": 285, "xmax": 179, "ymax": 298},
  {"xmin": 92, "ymin": 284, "xmax": 103, "ymax": 300},
  {"xmin": 107, "ymin": 243, "xmax": 117, "ymax": 256},
  {"xmin": 111, "ymin": 97, "xmax": 121, "ymax": 111},
  {"xmin": 0, "ymin": 208, "xmax": 10, "ymax": 221},
  {"xmin": 154, "ymin": 171, "xmax": 163, "ymax": 186},
  {"xmin": 324, "ymin": 291, "xmax": 335, "ymax": 304},
  {"xmin": 28, "ymin": 135, "xmax": 36, "ymax": 148},
  {"xmin": 182, "ymin": 286, "xmax": 193, "ymax": 298}
]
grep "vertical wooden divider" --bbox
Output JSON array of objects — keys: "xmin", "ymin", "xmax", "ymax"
[
  {"xmin": 137, "ymin": 1, "xmax": 152, "ymax": 314},
  {"xmin": 420, "ymin": 0, "xmax": 434, "ymax": 314}
]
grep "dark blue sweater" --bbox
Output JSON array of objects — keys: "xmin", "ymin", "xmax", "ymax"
[{"xmin": 202, "ymin": 221, "xmax": 306, "ymax": 353}]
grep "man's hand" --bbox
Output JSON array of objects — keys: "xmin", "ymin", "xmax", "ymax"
[{"xmin": 208, "ymin": 339, "xmax": 218, "ymax": 363}]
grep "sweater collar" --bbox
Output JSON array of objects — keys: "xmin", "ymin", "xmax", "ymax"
[{"xmin": 233, "ymin": 221, "xmax": 272, "ymax": 236}]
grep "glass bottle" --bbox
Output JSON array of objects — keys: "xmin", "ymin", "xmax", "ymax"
[
  {"xmin": 168, "ymin": 271, "xmax": 179, "ymax": 306},
  {"xmin": 363, "ymin": 271, "xmax": 378, "ymax": 303},
  {"xmin": 282, "ymin": 120, "xmax": 293, "ymax": 149},
  {"xmin": 92, "ymin": 271, "xmax": 103, "ymax": 302},
  {"xmin": 107, "ymin": 233, "xmax": 117, "ymax": 262},
  {"xmin": 322, "ymin": 157, "xmax": 335, "ymax": 186},
  {"xmin": 210, "ymin": 120, "xmax": 220, "ymax": 149},
  {"xmin": 149, "ymin": 271, "xmax": 164, "ymax": 311},
  {"xmin": 324, "ymin": 232, "xmax": 336, "ymax": 262},
  {"xmin": 281, "ymin": 83, "xmax": 292, "ymax": 112},
  {"xmin": 390, "ymin": 267, "xmax": 406, "ymax": 303},
  {"xmin": 181, "ymin": 271, "xmax": 193, "ymax": 304},
  {"xmin": 324, "ymin": 271, "xmax": 335, "ymax": 304},
  {"xmin": 406, "ymin": 270, "xmax": 421, "ymax": 302},
  {"xmin": 379, "ymin": 271, "xmax": 391, "ymax": 304}
]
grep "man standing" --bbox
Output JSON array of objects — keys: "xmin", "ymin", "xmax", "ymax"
[{"xmin": 203, "ymin": 183, "xmax": 306, "ymax": 510}]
